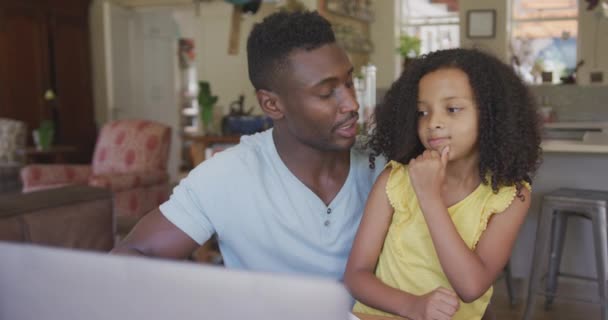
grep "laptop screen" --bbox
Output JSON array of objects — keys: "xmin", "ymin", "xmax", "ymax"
[{"xmin": 0, "ymin": 242, "xmax": 352, "ymax": 320}]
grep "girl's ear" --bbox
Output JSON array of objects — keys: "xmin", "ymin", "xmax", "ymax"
[{"xmin": 256, "ymin": 89, "xmax": 284, "ymax": 120}]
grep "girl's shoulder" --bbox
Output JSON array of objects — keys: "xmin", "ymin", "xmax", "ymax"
[
  {"xmin": 484, "ymin": 180, "xmax": 532, "ymax": 214},
  {"xmin": 383, "ymin": 160, "xmax": 414, "ymax": 212},
  {"xmin": 385, "ymin": 159, "xmax": 408, "ymax": 171},
  {"xmin": 384, "ymin": 160, "xmax": 410, "ymax": 187},
  {"xmin": 472, "ymin": 181, "xmax": 532, "ymax": 249}
]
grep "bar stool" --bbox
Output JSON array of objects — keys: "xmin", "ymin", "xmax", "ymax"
[{"xmin": 523, "ymin": 188, "xmax": 608, "ymax": 320}]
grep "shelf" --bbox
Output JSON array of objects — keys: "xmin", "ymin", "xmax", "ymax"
[
  {"xmin": 182, "ymin": 107, "xmax": 198, "ymax": 116},
  {"xmin": 183, "ymin": 126, "xmax": 198, "ymax": 134},
  {"xmin": 325, "ymin": 0, "xmax": 374, "ymax": 22}
]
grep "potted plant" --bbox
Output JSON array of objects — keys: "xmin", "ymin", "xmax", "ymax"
[
  {"xmin": 33, "ymin": 120, "xmax": 54, "ymax": 150},
  {"xmin": 198, "ymin": 81, "xmax": 218, "ymax": 135},
  {"xmin": 397, "ymin": 34, "xmax": 421, "ymax": 69}
]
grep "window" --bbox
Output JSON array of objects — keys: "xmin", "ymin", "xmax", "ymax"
[
  {"xmin": 400, "ymin": 0, "xmax": 460, "ymax": 55},
  {"xmin": 510, "ymin": 0, "xmax": 578, "ymax": 84}
]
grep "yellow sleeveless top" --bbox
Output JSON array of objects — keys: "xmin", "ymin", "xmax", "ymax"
[{"xmin": 353, "ymin": 161, "xmax": 530, "ymax": 319}]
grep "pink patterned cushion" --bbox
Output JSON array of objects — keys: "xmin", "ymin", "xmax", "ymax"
[
  {"xmin": 88, "ymin": 171, "xmax": 169, "ymax": 192},
  {"xmin": 91, "ymin": 120, "xmax": 171, "ymax": 175},
  {"xmin": 20, "ymin": 165, "xmax": 92, "ymax": 192},
  {"xmin": 19, "ymin": 119, "xmax": 172, "ymax": 225}
]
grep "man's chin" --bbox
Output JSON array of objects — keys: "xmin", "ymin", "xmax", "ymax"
[{"xmin": 334, "ymin": 137, "xmax": 357, "ymax": 151}]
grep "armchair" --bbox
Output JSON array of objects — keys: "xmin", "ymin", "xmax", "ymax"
[
  {"xmin": 20, "ymin": 120, "xmax": 172, "ymax": 220},
  {"xmin": 0, "ymin": 118, "xmax": 26, "ymax": 193}
]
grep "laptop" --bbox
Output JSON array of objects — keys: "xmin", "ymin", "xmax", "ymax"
[{"xmin": 0, "ymin": 242, "xmax": 352, "ymax": 320}]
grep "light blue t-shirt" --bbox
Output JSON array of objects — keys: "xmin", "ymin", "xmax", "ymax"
[{"xmin": 160, "ymin": 129, "xmax": 383, "ymax": 280}]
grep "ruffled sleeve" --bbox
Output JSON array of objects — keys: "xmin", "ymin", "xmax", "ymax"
[
  {"xmin": 384, "ymin": 160, "xmax": 410, "ymax": 212},
  {"xmin": 472, "ymin": 182, "xmax": 531, "ymax": 249}
]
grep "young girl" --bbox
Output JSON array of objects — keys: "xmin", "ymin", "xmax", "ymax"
[{"xmin": 345, "ymin": 48, "xmax": 542, "ymax": 320}]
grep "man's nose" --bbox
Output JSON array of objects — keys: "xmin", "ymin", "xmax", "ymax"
[{"xmin": 339, "ymin": 87, "xmax": 358, "ymax": 113}]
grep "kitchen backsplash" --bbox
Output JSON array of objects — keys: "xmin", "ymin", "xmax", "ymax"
[{"xmin": 530, "ymin": 85, "xmax": 608, "ymax": 121}]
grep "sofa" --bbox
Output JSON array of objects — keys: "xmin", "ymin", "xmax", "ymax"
[
  {"xmin": 20, "ymin": 119, "xmax": 171, "ymax": 221},
  {"xmin": 0, "ymin": 186, "xmax": 114, "ymax": 251}
]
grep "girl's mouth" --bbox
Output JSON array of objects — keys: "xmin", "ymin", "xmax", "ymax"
[{"xmin": 428, "ymin": 137, "xmax": 450, "ymax": 149}]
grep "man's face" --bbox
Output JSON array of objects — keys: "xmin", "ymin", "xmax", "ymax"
[{"xmin": 274, "ymin": 43, "xmax": 359, "ymax": 152}]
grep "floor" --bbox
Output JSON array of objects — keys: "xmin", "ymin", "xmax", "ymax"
[{"xmin": 491, "ymin": 276, "xmax": 601, "ymax": 320}]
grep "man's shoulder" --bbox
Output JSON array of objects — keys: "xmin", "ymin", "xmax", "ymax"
[
  {"xmin": 188, "ymin": 130, "xmax": 268, "ymax": 173},
  {"xmin": 350, "ymin": 145, "xmax": 386, "ymax": 176}
]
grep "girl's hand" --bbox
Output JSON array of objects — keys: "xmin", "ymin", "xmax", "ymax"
[
  {"xmin": 408, "ymin": 146, "xmax": 450, "ymax": 203},
  {"xmin": 411, "ymin": 287, "xmax": 460, "ymax": 320}
]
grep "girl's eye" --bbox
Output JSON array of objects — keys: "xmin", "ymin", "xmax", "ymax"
[
  {"xmin": 447, "ymin": 106, "xmax": 462, "ymax": 113},
  {"xmin": 319, "ymin": 90, "xmax": 334, "ymax": 99},
  {"xmin": 417, "ymin": 110, "xmax": 428, "ymax": 117}
]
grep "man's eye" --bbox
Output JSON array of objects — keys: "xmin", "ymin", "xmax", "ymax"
[{"xmin": 417, "ymin": 111, "xmax": 428, "ymax": 117}]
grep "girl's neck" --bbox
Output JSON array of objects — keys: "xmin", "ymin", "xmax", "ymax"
[
  {"xmin": 444, "ymin": 155, "xmax": 481, "ymax": 188},
  {"xmin": 440, "ymin": 156, "xmax": 481, "ymax": 207}
]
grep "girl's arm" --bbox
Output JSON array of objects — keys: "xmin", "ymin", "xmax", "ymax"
[
  {"xmin": 344, "ymin": 169, "xmax": 459, "ymax": 320},
  {"xmin": 410, "ymin": 149, "xmax": 531, "ymax": 303},
  {"xmin": 420, "ymin": 187, "xmax": 530, "ymax": 303}
]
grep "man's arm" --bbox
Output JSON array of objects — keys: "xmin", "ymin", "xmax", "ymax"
[{"xmin": 111, "ymin": 208, "xmax": 200, "ymax": 259}]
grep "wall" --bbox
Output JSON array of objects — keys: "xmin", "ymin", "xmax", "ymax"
[
  {"xmin": 171, "ymin": 0, "xmax": 395, "ymax": 115},
  {"xmin": 458, "ymin": 0, "xmax": 509, "ymax": 62},
  {"xmin": 172, "ymin": 2, "xmax": 278, "ymax": 116},
  {"xmin": 369, "ymin": 0, "xmax": 400, "ymax": 90},
  {"xmin": 457, "ymin": 0, "xmax": 608, "ymax": 83},
  {"xmin": 90, "ymin": 1, "xmax": 182, "ymax": 182},
  {"xmin": 577, "ymin": 2, "xmax": 608, "ymax": 85},
  {"xmin": 530, "ymin": 85, "xmax": 608, "ymax": 121},
  {"xmin": 90, "ymin": 0, "xmax": 111, "ymax": 126}
]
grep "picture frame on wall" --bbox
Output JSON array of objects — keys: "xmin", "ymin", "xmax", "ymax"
[{"xmin": 466, "ymin": 9, "xmax": 496, "ymax": 38}]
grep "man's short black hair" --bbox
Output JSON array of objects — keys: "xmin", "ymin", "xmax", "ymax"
[{"xmin": 247, "ymin": 10, "xmax": 335, "ymax": 92}]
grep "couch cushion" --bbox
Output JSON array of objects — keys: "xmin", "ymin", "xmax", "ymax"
[
  {"xmin": 0, "ymin": 186, "xmax": 110, "ymax": 217},
  {"xmin": 0, "ymin": 186, "xmax": 114, "ymax": 251}
]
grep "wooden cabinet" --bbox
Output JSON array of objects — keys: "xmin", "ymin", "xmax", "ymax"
[{"xmin": 0, "ymin": 0, "xmax": 96, "ymax": 163}]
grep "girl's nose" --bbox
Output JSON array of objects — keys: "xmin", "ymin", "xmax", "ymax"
[{"xmin": 428, "ymin": 113, "xmax": 445, "ymax": 129}]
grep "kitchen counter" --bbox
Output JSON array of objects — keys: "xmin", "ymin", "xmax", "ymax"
[
  {"xmin": 542, "ymin": 121, "xmax": 608, "ymax": 153},
  {"xmin": 542, "ymin": 139, "xmax": 608, "ymax": 153}
]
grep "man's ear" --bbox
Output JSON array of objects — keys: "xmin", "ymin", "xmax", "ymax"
[{"xmin": 256, "ymin": 89, "xmax": 284, "ymax": 120}]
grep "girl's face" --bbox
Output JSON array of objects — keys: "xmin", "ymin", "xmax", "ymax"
[{"xmin": 416, "ymin": 68, "xmax": 479, "ymax": 162}]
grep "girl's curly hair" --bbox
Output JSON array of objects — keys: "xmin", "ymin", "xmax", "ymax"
[{"xmin": 368, "ymin": 48, "xmax": 542, "ymax": 193}]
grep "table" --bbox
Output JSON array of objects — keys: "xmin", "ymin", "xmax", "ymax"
[
  {"xmin": 182, "ymin": 134, "xmax": 241, "ymax": 166},
  {"xmin": 17, "ymin": 145, "xmax": 77, "ymax": 164},
  {"xmin": 354, "ymin": 312, "xmax": 401, "ymax": 320}
]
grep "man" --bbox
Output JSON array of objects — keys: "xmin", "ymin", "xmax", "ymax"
[{"xmin": 112, "ymin": 10, "xmax": 383, "ymax": 281}]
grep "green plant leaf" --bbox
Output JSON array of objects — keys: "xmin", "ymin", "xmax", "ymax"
[{"xmin": 397, "ymin": 34, "xmax": 421, "ymax": 58}]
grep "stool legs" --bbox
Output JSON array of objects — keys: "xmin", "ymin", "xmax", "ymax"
[
  {"xmin": 545, "ymin": 211, "xmax": 568, "ymax": 309},
  {"xmin": 523, "ymin": 204, "xmax": 555, "ymax": 320},
  {"xmin": 592, "ymin": 207, "xmax": 608, "ymax": 320}
]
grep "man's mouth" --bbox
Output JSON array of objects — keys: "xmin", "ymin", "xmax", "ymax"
[
  {"xmin": 335, "ymin": 114, "xmax": 359, "ymax": 130},
  {"xmin": 334, "ymin": 115, "xmax": 359, "ymax": 138}
]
